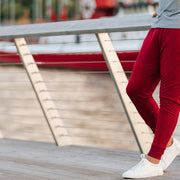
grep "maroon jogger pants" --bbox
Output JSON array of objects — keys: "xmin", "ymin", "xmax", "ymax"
[{"xmin": 126, "ymin": 28, "xmax": 180, "ymax": 160}]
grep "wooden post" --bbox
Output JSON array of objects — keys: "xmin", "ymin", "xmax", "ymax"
[
  {"xmin": 96, "ymin": 33, "xmax": 153, "ymax": 154},
  {"xmin": 14, "ymin": 38, "xmax": 72, "ymax": 146}
]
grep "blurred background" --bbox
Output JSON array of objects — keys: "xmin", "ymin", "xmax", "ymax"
[{"xmin": 0, "ymin": 0, "xmax": 159, "ymax": 25}]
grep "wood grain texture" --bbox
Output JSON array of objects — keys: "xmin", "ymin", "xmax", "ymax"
[{"xmin": 0, "ymin": 139, "xmax": 179, "ymax": 180}]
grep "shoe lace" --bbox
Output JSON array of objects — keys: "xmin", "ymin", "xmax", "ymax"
[
  {"xmin": 141, "ymin": 154, "xmax": 146, "ymax": 160},
  {"xmin": 130, "ymin": 154, "xmax": 146, "ymax": 171}
]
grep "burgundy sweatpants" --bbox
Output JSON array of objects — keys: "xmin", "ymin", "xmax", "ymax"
[{"xmin": 126, "ymin": 28, "xmax": 180, "ymax": 160}]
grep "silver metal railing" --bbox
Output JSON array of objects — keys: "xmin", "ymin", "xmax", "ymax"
[{"xmin": 0, "ymin": 14, "xmax": 162, "ymax": 153}]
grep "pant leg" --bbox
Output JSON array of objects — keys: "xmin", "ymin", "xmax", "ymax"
[
  {"xmin": 126, "ymin": 28, "xmax": 161, "ymax": 133},
  {"xmin": 148, "ymin": 29, "xmax": 180, "ymax": 160}
]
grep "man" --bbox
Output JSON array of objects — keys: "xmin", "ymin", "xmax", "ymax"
[{"xmin": 123, "ymin": 0, "xmax": 180, "ymax": 178}]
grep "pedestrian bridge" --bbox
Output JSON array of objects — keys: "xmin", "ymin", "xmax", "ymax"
[{"xmin": 0, "ymin": 14, "xmax": 180, "ymax": 179}]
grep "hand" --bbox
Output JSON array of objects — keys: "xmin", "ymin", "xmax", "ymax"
[{"xmin": 152, "ymin": 12, "xmax": 157, "ymax": 17}]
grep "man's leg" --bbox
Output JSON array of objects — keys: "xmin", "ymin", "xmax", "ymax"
[
  {"xmin": 122, "ymin": 28, "xmax": 165, "ymax": 179},
  {"xmin": 148, "ymin": 29, "xmax": 180, "ymax": 160},
  {"xmin": 126, "ymin": 28, "xmax": 161, "ymax": 133}
]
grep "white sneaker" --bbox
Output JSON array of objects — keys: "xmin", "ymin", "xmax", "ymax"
[
  {"xmin": 161, "ymin": 138, "xmax": 180, "ymax": 170},
  {"xmin": 122, "ymin": 154, "xmax": 163, "ymax": 179}
]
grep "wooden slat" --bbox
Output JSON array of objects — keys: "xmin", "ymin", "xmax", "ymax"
[
  {"xmin": 0, "ymin": 139, "xmax": 179, "ymax": 180},
  {"xmin": 0, "ymin": 14, "xmax": 153, "ymax": 39},
  {"xmin": 14, "ymin": 38, "xmax": 72, "ymax": 146},
  {"xmin": 96, "ymin": 33, "xmax": 153, "ymax": 154}
]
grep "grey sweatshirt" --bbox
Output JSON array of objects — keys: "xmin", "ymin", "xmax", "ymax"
[{"xmin": 152, "ymin": 0, "xmax": 180, "ymax": 28}]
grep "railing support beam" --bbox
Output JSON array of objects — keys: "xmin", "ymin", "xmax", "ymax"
[
  {"xmin": 96, "ymin": 33, "xmax": 153, "ymax": 154},
  {"xmin": 14, "ymin": 38, "xmax": 72, "ymax": 146}
]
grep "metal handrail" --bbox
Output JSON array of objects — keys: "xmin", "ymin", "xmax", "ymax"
[{"xmin": 0, "ymin": 14, "xmax": 152, "ymax": 39}]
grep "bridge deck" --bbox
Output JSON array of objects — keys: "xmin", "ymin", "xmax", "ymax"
[{"xmin": 0, "ymin": 139, "xmax": 179, "ymax": 180}]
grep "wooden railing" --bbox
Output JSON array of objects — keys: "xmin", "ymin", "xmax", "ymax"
[{"xmin": 0, "ymin": 14, "xmax": 154, "ymax": 153}]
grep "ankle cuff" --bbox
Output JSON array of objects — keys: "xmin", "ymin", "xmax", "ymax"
[{"xmin": 148, "ymin": 145, "xmax": 165, "ymax": 160}]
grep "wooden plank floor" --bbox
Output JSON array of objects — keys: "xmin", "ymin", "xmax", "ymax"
[{"xmin": 0, "ymin": 139, "xmax": 179, "ymax": 180}]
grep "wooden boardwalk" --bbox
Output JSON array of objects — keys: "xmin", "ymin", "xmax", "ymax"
[{"xmin": 0, "ymin": 139, "xmax": 179, "ymax": 180}]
